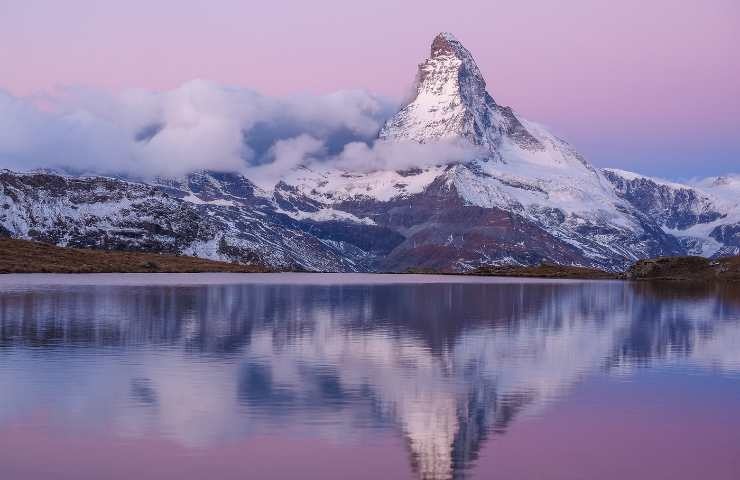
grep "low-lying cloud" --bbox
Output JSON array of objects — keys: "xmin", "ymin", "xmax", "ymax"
[{"xmin": 0, "ymin": 80, "xmax": 477, "ymax": 186}]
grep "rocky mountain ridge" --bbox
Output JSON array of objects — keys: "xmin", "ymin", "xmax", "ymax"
[{"xmin": 0, "ymin": 169, "xmax": 389, "ymax": 271}]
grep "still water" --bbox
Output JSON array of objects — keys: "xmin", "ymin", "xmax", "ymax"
[{"xmin": 1, "ymin": 274, "xmax": 739, "ymax": 480}]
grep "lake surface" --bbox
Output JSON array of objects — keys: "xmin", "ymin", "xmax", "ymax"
[{"xmin": 1, "ymin": 274, "xmax": 739, "ymax": 480}]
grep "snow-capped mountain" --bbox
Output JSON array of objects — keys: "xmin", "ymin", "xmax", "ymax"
[{"xmin": 0, "ymin": 33, "xmax": 737, "ymax": 271}]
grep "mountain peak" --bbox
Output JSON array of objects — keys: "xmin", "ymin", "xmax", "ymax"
[
  {"xmin": 379, "ymin": 32, "xmax": 542, "ymax": 154},
  {"xmin": 430, "ymin": 32, "xmax": 463, "ymax": 56},
  {"xmin": 427, "ymin": 32, "xmax": 486, "ymax": 94}
]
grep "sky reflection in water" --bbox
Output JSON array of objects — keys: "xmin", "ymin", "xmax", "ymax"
[{"xmin": 0, "ymin": 275, "xmax": 739, "ymax": 480}]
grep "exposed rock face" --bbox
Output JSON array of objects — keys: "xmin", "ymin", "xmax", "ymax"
[
  {"xmin": 711, "ymin": 224, "xmax": 740, "ymax": 252},
  {"xmin": 1, "ymin": 33, "xmax": 737, "ymax": 272},
  {"xmin": 602, "ymin": 169, "xmax": 724, "ymax": 230},
  {"xmin": 603, "ymin": 169, "xmax": 740, "ymax": 257},
  {"xmin": 0, "ymin": 170, "xmax": 213, "ymax": 253},
  {"xmin": 0, "ymin": 170, "xmax": 395, "ymax": 272},
  {"xmin": 331, "ymin": 175, "xmax": 593, "ymax": 272}
]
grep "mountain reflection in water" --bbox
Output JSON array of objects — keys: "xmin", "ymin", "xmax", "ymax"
[{"xmin": 0, "ymin": 276, "xmax": 739, "ymax": 480}]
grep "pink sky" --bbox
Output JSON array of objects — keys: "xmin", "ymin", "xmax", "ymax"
[{"xmin": 1, "ymin": 0, "xmax": 739, "ymax": 176}]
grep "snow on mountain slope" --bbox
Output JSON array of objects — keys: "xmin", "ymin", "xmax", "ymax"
[
  {"xmin": 696, "ymin": 174, "xmax": 740, "ymax": 205},
  {"xmin": 278, "ymin": 165, "xmax": 447, "ymax": 204},
  {"xmin": 696, "ymin": 176, "xmax": 740, "ymax": 255},
  {"xmin": 603, "ymin": 169, "xmax": 740, "ymax": 256}
]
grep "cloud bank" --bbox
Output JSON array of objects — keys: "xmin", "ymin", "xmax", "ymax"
[{"xmin": 0, "ymin": 81, "xmax": 477, "ymax": 186}]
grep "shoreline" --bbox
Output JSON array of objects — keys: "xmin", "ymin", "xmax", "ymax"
[{"xmin": 1, "ymin": 238, "xmax": 738, "ymax": 282}]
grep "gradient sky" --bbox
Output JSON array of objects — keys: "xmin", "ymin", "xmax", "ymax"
[{"xmin": 1, "ymin": 0, "xmax": 738, "ymax": 178}]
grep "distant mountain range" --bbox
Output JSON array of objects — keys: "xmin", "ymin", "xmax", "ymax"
[{"xmin": 1, "ymin": 33, "xmax": 737, "ymax": 272}]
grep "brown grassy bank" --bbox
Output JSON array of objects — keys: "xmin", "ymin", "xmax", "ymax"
[
  {"xmin": 0, "ymin": 238, "xmax": 268, "ymax": 274},
  {"xmin": 467, "ymin": 264, "xmax": 618, "ymax": 279},
  {"xmin": 627, "ymin": 256, "xmax": 740, "ymax": 282}
]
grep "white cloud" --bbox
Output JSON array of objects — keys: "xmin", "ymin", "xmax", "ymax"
[
  {"xmin": 0, "ymin": 82, "xmax": 388, "ymax": 179},
  {"xmin": 248, "ymin": 134, "xmax": 326, "ymax": 186},
  {"xmin": 332, "ymin": 139, "xmax": 480, "ymax": 172}
]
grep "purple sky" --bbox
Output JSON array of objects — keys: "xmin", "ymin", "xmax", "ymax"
[{"xmin": 1, "ymin": 0, "xmax": 738, "ymax": 177}]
